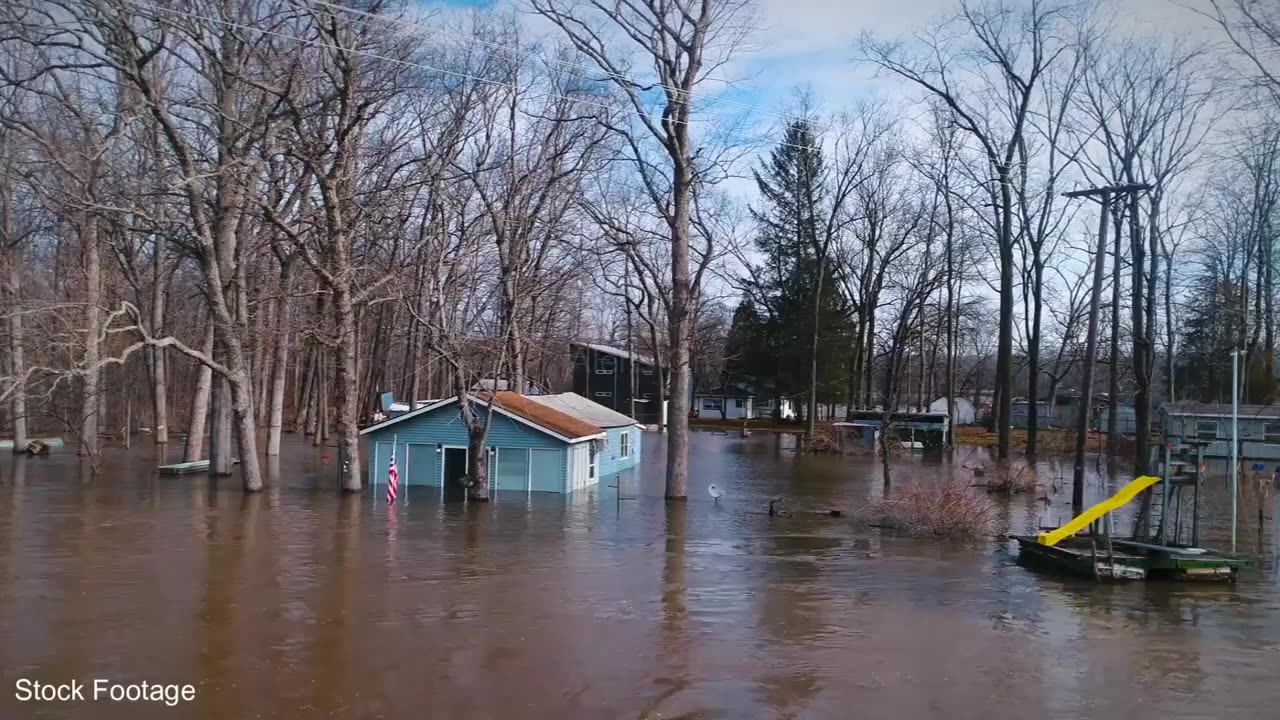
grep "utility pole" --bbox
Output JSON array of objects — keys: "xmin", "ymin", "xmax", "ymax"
[
  {"xmin": 1063, "ymin": 183, "xmax": 1150, "ymax": 516},
  {"xmin": 1231, "ymin": 348, "xmax": 1240, "ymax": 554},
  {"xmin": 625, "ymin": 252, "xmax": 636, "ymax": 420}
]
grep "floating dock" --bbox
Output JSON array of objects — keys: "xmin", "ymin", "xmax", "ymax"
[
  {"xmin": 1013, "ymin": 535, "xmax": 1249, "ymax": 581},
  {"xmin": 158, "ymin": 460, "xmax": 209, "ymax": 475},
  {"xmin": 1014, "ymin": 462, "xmax": 1251, "ymax": 582},
  {"xmin": 0, "ymin": 437, "xmax": 64, "ymax": 450}
]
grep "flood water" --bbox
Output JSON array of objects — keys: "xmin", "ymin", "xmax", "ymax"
[{"xmin": 2, "ymin": 432, "xmax": 1279, "ymax": 719}]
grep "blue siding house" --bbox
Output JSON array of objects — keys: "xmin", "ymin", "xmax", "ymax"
[
  {"xmin": 528, "ymin": 392, "xmax": 643, "ymax": 478},
  {"xmin": 360, "ymin": 391, "xmax": 641, "ymax": 494}
]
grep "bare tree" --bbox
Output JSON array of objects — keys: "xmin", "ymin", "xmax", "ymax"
[
  {"xmin": 864, "ymin": 0, "xmax": 1076, "ymax": 459},
  {"xmin": 1079, "ymin": 36, "xmax": 1217, "ymax": 474},
  {"xmin": 1202, "ymin": 0, "xmax": 1280, "ymax": 99},
  {"xmin": 532, "ymin": 0, "xmax": 755, "ymax": 498}
]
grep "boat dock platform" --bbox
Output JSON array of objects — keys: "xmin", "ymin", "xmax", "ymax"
[
  {"xmin": 1013, "ymin": 535, "xmax": 1250, "ymax": 581},
  {"xmin": 0, "ymin": 437, "xmax": 64, "ymax": 450},
  {"xmin": 158, "ymin": 460, "xmax": 209, "ymax": 475}
]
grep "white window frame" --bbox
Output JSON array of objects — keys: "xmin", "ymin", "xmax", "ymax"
[
  {"xmin": 620, "ymin": 431, "xmax": 631, "ymax": 459},
  {"xmin": 596, "ymin": 355, "xmax": 616, "ymax": 374},
  {"xmin": 703, "ymin": 398, "xmax": 722, "ymax": 411},
  {"xmin": 1265, "ymin": 422, "xmax": 1280, "ymax": 444},
  {"xmin": 1195, "ymin": 420, "xmax": 1218, "ymax": 441}
]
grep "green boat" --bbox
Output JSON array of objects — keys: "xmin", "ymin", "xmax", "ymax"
[{"xmin": 158, "ymin": 460, "xmax": 210, "ymax": 475}]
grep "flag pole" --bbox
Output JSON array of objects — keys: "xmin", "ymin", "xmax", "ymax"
[{"xmin": 399, "ymin": 434, "xmax": 407, "ymax": 504}]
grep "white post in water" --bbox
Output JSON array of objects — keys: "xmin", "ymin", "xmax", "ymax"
[{"xmin": 1230, "ymin": 350, "xmax": 1240, "ymax": 554}]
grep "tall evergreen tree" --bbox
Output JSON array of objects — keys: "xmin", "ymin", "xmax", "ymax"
[{"xmin": 740, "ymin": 121, "xmax": 854, "ymax": 414}]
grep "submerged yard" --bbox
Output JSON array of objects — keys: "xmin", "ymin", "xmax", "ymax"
[{"xmin": 0, "ymin": 431, "xmax": 1277, "ymax": 719}]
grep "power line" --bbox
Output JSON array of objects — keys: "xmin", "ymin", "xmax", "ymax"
[{"xmin": 119, "ymin": 0, "xmax": 822, "ymax": 153}]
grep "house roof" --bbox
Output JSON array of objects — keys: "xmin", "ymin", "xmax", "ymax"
[
  {"xmin": 572, "ymin": 341, "xmax": 655, "ymax": 367},
  {"xmin": 526, "ymin": 392, "xmax": 641, "ymax": 429},
  {"xmin": 694, "ymin": 383, "xmax": 753, "ymax": 398},
  {"xmin": 359, "ymin": 392, "xmax": 605, "ymax": 443},
  {"xmin": 489, "ymin": 391, "xmax": 605, "ymax": 439},
  {"xmin": 930, "ymin": 397, "xmax": 975, "ymax": 408},
  {"xmin": 1162, "ymin": 402, "xmax": 1280, "ymax": 419}
]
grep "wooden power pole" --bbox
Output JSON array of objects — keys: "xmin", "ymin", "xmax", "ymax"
[{"xmin": 1063, "ymin": 183, "xmax": 1150, "ymax": 515}]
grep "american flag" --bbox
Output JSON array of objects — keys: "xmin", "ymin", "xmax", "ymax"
[{"xmin": 386, "ymin": 450, "xmax": 399, "ymax": 505}]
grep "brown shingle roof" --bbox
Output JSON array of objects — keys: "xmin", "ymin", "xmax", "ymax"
[{"xmin": 491, "ymin": 391, "xmax": 604, "ymax": 441}]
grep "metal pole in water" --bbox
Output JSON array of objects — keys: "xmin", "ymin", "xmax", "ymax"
[{"xmin": 1231, "ymin": 350, "xmax": 1239, "ymax": 554}]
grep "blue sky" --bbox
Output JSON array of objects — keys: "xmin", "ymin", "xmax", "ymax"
[{"xmin": 418, "ymin": 0, "xmax": 1220, "ymax": 141}]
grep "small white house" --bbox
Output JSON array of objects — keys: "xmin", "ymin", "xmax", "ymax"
[
  {"xmin": 694, "ymin": 385, "xmax": 754, "ymax": 420},
  {"xmin": 752, "ymin": 396, "xmax": 796, "ymax": 420},
  {"xmin": 929, "ymin": 397, "xmax": 977, "ymax": 425}
]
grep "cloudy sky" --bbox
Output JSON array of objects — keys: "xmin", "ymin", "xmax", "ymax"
[{"xmin": 427, "ymin": 0, "xmax": 1226, "ymax": 125}]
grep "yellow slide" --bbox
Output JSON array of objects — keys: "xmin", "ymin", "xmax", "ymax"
[{"xmin": 1037, "ymin": 475, "xmax": 1161, "ymax": 546}]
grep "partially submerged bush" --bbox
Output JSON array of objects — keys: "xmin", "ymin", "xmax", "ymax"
[
  {"xmin": 981, "ymin": 462, "xmax": 1038, "ymax": 495},
  {"xmin": 873, "ymin": 478, "xmax": 997, "ymax": 539}
]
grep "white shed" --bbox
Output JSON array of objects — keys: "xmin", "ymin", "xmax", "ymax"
[{"xmin": 929, "ymin": 397, "xmax": 976, "ymax": 425}]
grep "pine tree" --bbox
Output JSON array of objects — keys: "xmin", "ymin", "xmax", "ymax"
[{"xmin": 741, "ymin": 121, "xmax": 854, "ymax": 410}]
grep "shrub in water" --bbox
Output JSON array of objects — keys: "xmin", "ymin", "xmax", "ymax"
[
  {"xmin": 874, "ymin": 477, "xmax": 997, "ymax": 539},
  {"xmin": 981, "ymin": 462, "xmax": 1038, "ymax": 495}
]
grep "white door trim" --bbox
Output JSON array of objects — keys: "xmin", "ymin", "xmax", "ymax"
[{"xmin": 441, "ymin": 444, "xmax": 468, "ymax": 489}]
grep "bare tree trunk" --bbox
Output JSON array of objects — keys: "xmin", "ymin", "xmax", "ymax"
[
  {"xmin": 847, "ymin": 318, "xmax": 864, "ymax": 418},
  {"xmin": 1026, "ymin": 260, "xmax": 1044, "ymax": 456},
  {"xmin": 314, "ymin": 356, "xmax": 328, "ymax": 446},
  {"xmin": 210, "ymin": 374, "xmax": 232, "ymax": 475},
  {"xmin": 1108, "ymin": 203, "xmax": 1122, "ymax": 455},
  {"xmin": 306, "ymin": 352, "xmax": 321, "ymax": 439},
  {"xmin": 995, "ymin": 179, "xmax": 1015, "ymax": 460},
  {"xmin": 5, "ymin": 260, "xmax": 26, "ymax": 452},
  {"xmin": 150, "ymin": 240, "xmax": 169, "ymax": 444},
  {"xmin": 1129, "ymin": 190, "xmax": 1151, "ymax": 475},
  {"xmin": 334, "ymin": 286, "xmax": 361, "ymax": 491},
  {"xmin": 807, "ymin": 255, "xmax": 825, "ymax": 439},
  {"xmin": 79, "ymin": 215, "xmax": 100, "ymax": 458},
  {"xmin": 253, "ymin": 280, "xmax": 272, "ymax": 426},
  {"xmin": 1164, "ymin": 237, "xmax": 1175, "ymax": 402},
  {"xmin": 296, "ymin": 345, "xmax": 314, "ymax": 434},
  {"xmin": 184, "ymin": 319, "xmax": 214, "ymax": 462},
  {"xmin": 267, "ymin": 258, "xmax": 293, "ymax": 455},
  {"xmin": 667, "ymin": 170, "xmax": 693, "ymax": 499},
  {"xmin": 466, "ymin": 426, "xmax": 490, "ymax": 500},
  {"xmin": 863, "ymin": 313, "xmax": 877, "ymax": 408},
  {"xmin": 944, "ymin": 191, "xmax": 957, "ymax": 435}
]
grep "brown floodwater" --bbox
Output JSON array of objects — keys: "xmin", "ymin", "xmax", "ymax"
[{"xmin": 1, "ymin": 432, "xmax": 1278, "ymax": 719}]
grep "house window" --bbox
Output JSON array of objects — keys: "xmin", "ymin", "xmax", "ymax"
[
  {"xmin": 589, "ymin": 443, "xmax": 598, "ymax": 479},
  {"xmin": 735, "ymin": 399, "xmax": 744, "ymax": 409},
  {"xmin": 1196, "ymin": 420, "xmax": 1218, "ymax": 441},
  {"xmin": 620, "ymin": 431, "xmax": 631, "ymax": 459},
  {"xmin": 1265, "ymin": 422, "xmax": 1280, "ymax": 444},
  {"xmin": 703, "ymin": 398, "xmax": 722, "ymax": 411},
  {"xmin": 596, "ymin": 355, "xmax": 616, "ymax": 374},
  {"xmin": 594, "ymin": 391, "xmax": 613, "ymax": 398}
]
